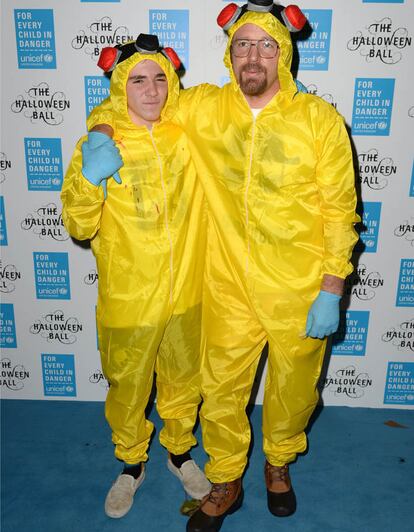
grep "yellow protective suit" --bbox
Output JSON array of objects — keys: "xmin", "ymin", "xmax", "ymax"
[
  {"xmin": 88, "ymin": 12, "xmax": 359, "ymax": 481},
  {"xmin": 61, "ymin": 50, "xmax": 206, "ymax": 465}
]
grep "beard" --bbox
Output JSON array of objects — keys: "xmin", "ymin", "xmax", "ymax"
[{"xmin": 238, "ymin": 63, "xmax": 267, "ymax": 96}]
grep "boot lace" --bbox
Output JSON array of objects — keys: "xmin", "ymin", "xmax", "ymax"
[
  {"xmin": 207, "ymin": 483, "xmax": 230, "ymax": 508},
  {"xmin": 268, "ymin": 464, "xmax": 289, "ymax": 482}
]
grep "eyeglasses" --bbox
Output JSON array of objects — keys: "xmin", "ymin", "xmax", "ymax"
[{"xmin": 231, "ymin": 39, "xmax": 279, "ymax": 58}]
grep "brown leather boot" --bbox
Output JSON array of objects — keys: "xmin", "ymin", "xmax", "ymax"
[
  {"xmin": 264, "ymin": 461, "xmax": 296, "ymax": 517},
  {"xmin": 186, "ymin": 478, "xmax": 243, "ymax": 532}
]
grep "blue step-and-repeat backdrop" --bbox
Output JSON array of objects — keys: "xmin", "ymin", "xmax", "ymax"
[{"xmin": 1, "ymin": 0, "xmax": 413, "ymax": 408}]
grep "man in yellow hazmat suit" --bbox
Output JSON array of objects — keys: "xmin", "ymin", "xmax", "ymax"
[
  {"xmin": 87, "ymin": 3, "xmax": 360, "ymax": 530},
  {"xmin": 61, "ymin": 34, "xmax": 210, "ymax": 520}
]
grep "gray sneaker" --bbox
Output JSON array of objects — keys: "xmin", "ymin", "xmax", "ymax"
[
  {"xmin": 167, "ymin": 458, "xmax": 211, "ymax": 500},
  {"xmin": 104, "ymin": 466, "xmax": 145, "ymax": 518}
]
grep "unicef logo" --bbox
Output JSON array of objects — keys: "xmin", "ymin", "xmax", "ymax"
[
  {"xmin": 316, "ymin": 55, "xmax": 326, "ymax": 64},
  {"xmin": 365, "ymin": 239, "xmax": 375, "ymax": 248},
  {"xmin": 377, "ymin": 122, "xmax": 387, "ymax": 130},
  {"xmin": 43, "ymin": 54, "xmax": 54, "ymax": 63},
  {"xmin": 52, "ymin": 178, "xmax": 60, "ymax": 186},
  {"xmin": 66, "ymin": 385, "xmax": 74, "ymax": 393},
  {"xmin": 5, "ymin": 337, "xmax": 14, "ymax": 344},
  {"xmin": 407, "ymin": 394, "xmax": 414, "ymax": 402},
  {"xmin": 355, "ymin": 345, "xmax": 364, "ymax": 352},
  {"xmin": 59, "ymin": 288, "xmax": 68, "ymax": 295}
]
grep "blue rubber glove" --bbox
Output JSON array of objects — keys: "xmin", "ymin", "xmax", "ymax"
[
  {"xmin": 81, "ymin": 132, "xmax": 123, "ymax": 198},
  {"xmin": 294, "ymin": 79, "xmax": 308, "ymax": 94},
  {"xmin": 305, "ymin": 290, "xmax": 341, "ymax": 339}
]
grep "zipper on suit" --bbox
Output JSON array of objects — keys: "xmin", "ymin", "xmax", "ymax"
[
  {"xmin": 149, "ymin": 128, "xmax": 174, "ymax": 305},
  {"xmin": 245, "ymin": 115, "xmax": 256, "ymax": 275}
]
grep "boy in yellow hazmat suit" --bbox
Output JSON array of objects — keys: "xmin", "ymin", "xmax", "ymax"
[
  {"xmin": 87, "ymin": 3, "xmax": 360, "ymax": 530},
  {"xmin": 61, "ymin": 34, "xmax": 210, "ymax": 520}
]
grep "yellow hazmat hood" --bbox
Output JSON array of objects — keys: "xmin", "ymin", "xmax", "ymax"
[
  {"xmin": 224, "ymin": 10, "xmax": 297, "ymax": 94},
  {"xmin": 108, "ymin": 47, "xmax": 180, "ymax": 130}
]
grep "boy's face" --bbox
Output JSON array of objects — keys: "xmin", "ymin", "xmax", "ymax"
[{"xmin": 126, "ymin": 59, "xmax": 168, "ymax": 128}]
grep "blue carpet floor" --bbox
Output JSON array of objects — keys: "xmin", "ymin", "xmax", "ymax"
[{"xmin": 1, "ymin": 400, "xmax": 413, "ymax": 532}]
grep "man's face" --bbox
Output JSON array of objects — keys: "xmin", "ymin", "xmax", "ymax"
[
  {"xmin": 126, "ymin": 59, "xmax": 168, "ymax": 128},
  {"xmin": 231, "ymin": 23, "xmax": 280, "ymax": 98}
]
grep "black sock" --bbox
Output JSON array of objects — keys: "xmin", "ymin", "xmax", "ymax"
[
  {"xmin": 122, "ymin": 463, "xmax": 142, "ymax": 479},
  {"xmin": 170, "ymin": 451, "xmax": 192, "ymax": 468}
]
